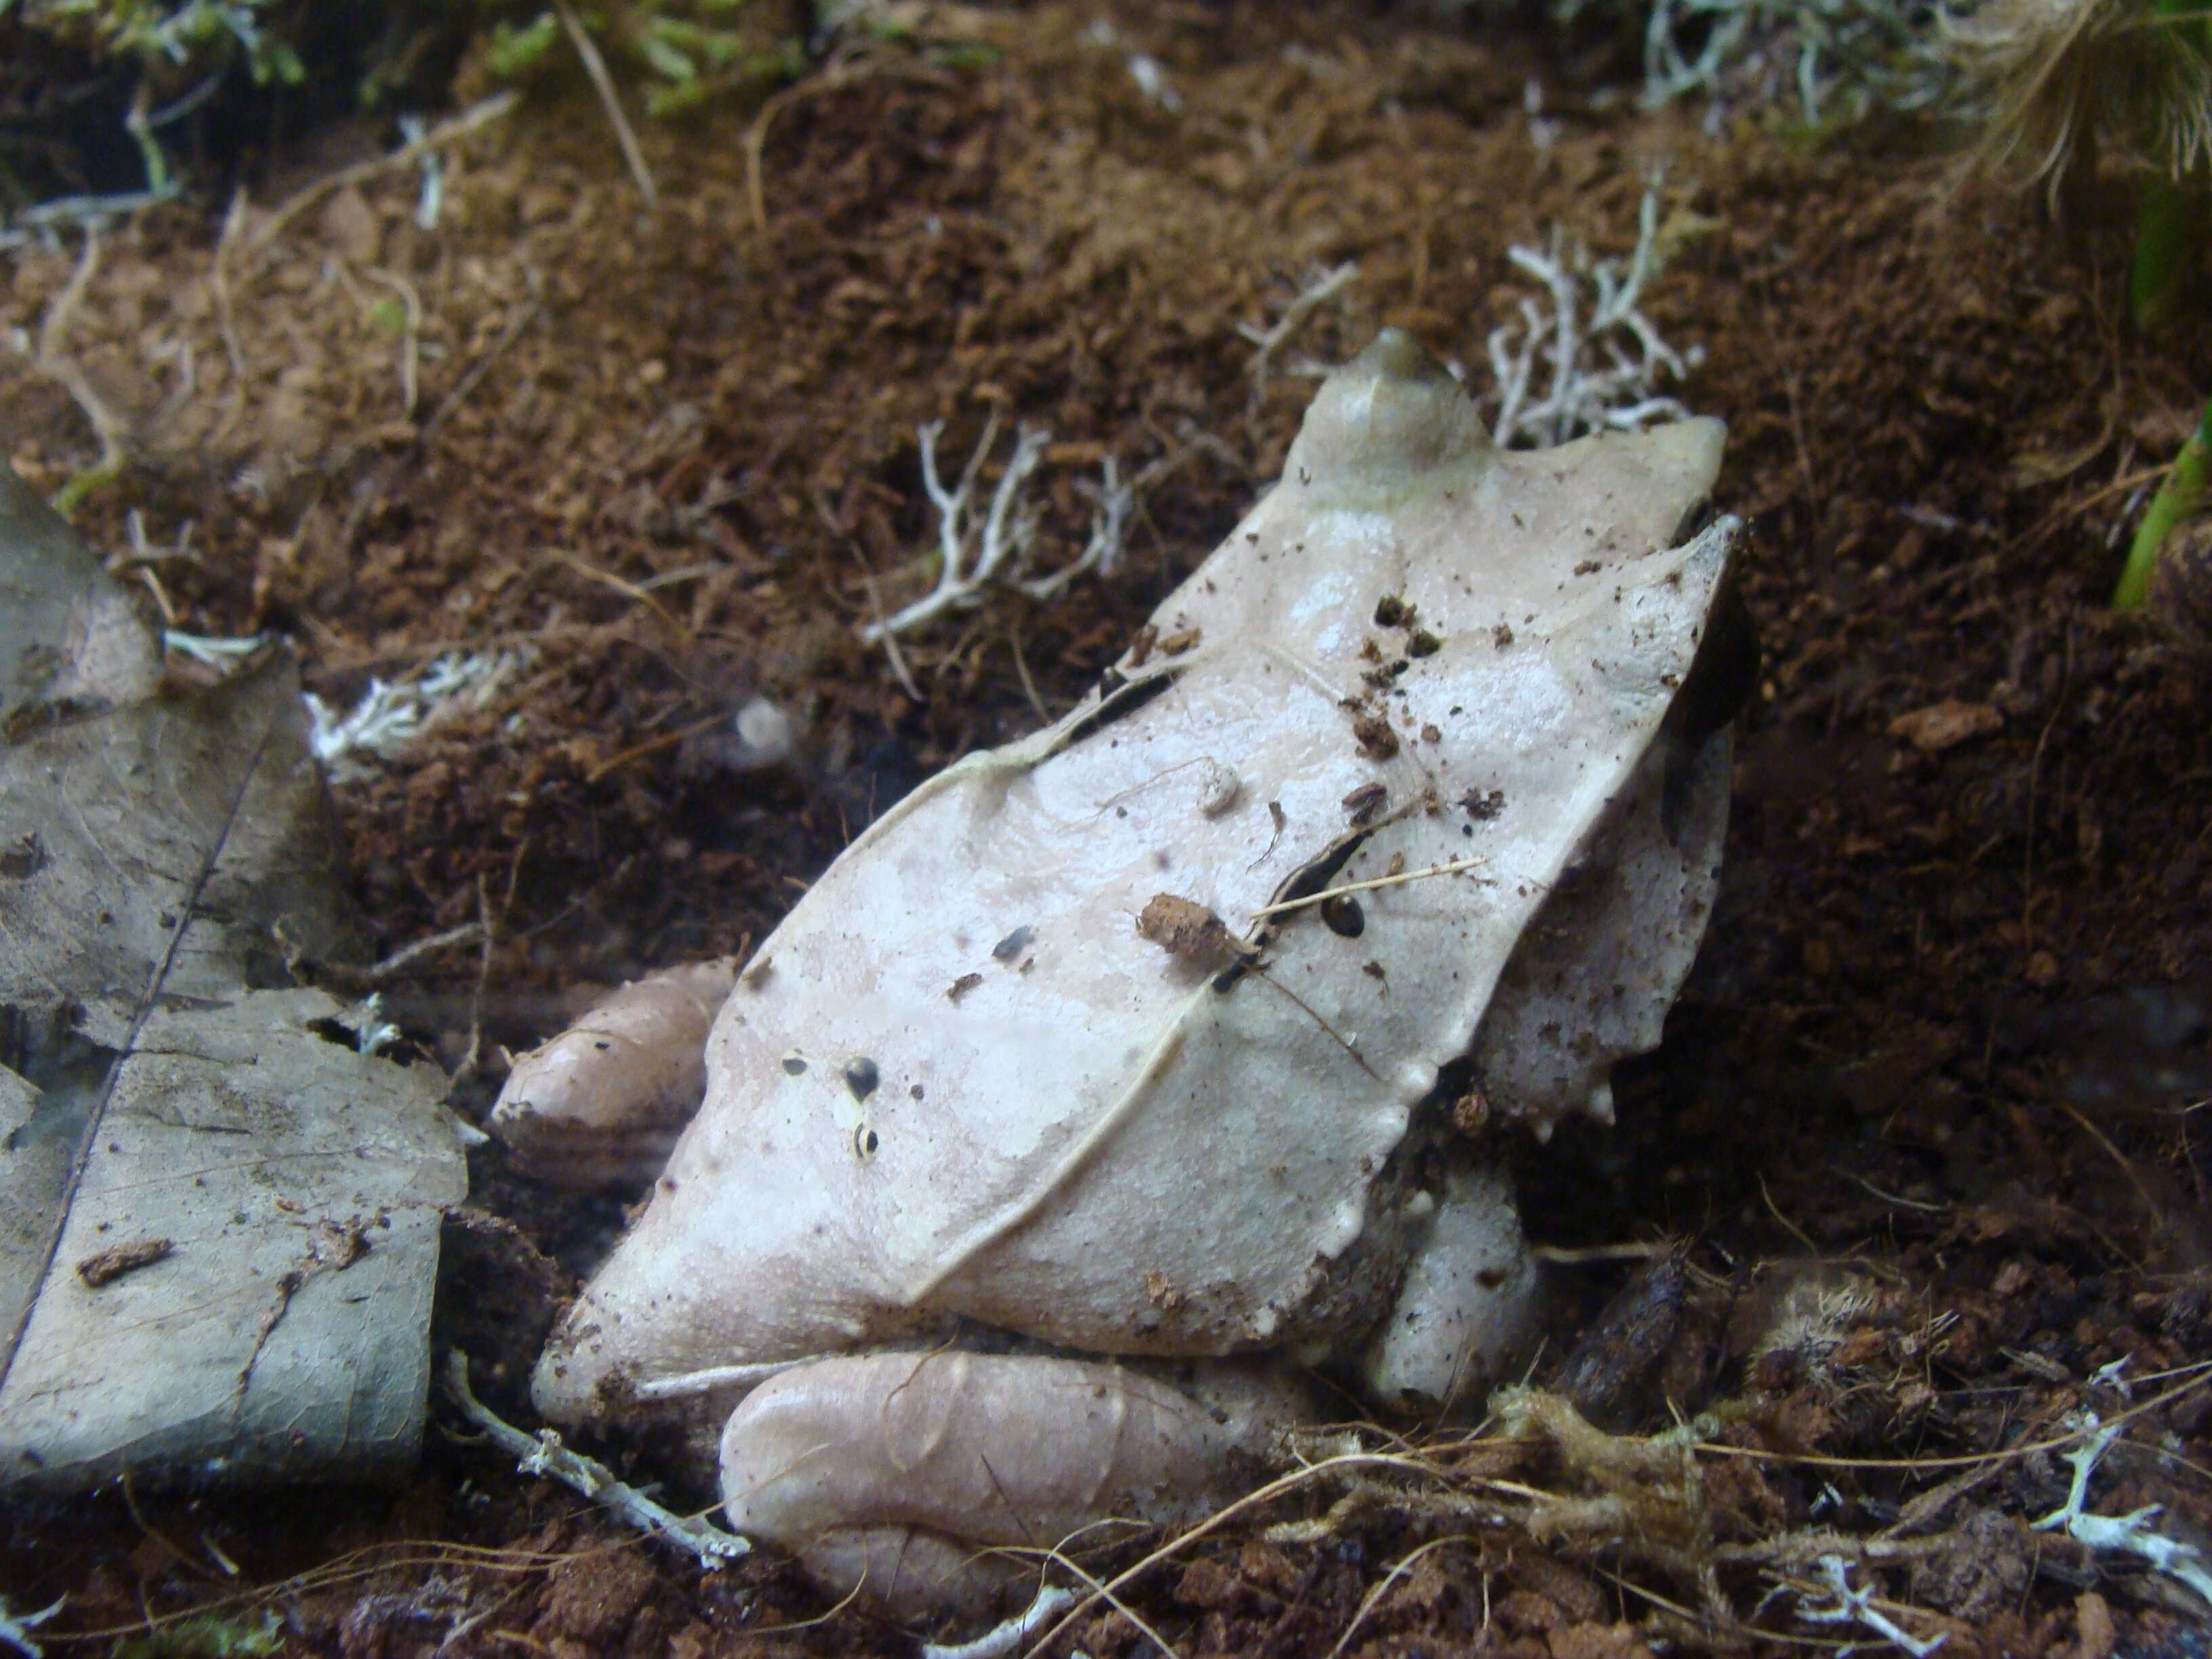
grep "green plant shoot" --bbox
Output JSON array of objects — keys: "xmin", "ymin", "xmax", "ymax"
[{"xmin": 2116, "ymin": 395, "xmax": 2212, "ymax": 608}]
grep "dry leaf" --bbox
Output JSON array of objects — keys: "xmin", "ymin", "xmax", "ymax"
[{"xmin": 0, "ymin": 466, "xmax": 466, "ymax": 1490}]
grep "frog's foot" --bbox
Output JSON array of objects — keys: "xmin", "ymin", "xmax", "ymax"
[
  {"xmin": 1359, "ymin": 1162, "xmax": 1541, "ymax": 1412},
  {"xmin": 489, "ymin": 958, "xmax": 737, "ymax": 1189},
  {"xmin": 718, "ymin": 1351, "xmax": 1304, "ymax": 1619}
]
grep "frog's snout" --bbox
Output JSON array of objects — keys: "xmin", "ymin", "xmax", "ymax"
[{"xmin": 1285, "ymin": 327, "xmax": 1492, "ymax": 487}]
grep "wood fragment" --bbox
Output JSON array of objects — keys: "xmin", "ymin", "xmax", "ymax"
[{"xmin": 76, "ymin": 1237, "xmax": 173, "ymax": 1288}]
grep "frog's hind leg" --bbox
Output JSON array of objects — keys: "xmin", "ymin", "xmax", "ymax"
[{"xmin": 718, "ymin": 1350, "xmax": 1300, "ymax": 1618}]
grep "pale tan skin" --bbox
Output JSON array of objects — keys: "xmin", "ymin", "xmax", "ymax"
[{"xmin": 492, "ymin": 331, "xmax": 1739, "ymax": 1618}]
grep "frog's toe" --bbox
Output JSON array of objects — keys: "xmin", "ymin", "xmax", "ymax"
[{"xmin": 717, "ymin": 1351, "xmax": 1284, "ymax": 1618}]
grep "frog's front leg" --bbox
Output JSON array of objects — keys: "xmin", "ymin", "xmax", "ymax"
[
  {"xmin": 1359, "ymin": 1162, "xmax": 1541, "ymax": 1412},
  {"xmin": 718, "ymin": 1351, "xmax": 1308, "ymax": 1618},
  {"xmin": 489, "ymin": 959, "xmax": 737, "ymax": 1189}
]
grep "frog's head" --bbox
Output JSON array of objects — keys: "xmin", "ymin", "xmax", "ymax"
[{"xmin": 1282, "ymin": 328, "xmax": 1490, "ymax": 495}]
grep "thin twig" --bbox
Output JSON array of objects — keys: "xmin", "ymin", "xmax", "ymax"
[
  {"xmin": 743, "ymin": 56, "xmax": 950, "ymax": 232},
  {"xmin": 553, "ymin": 551, "xmax": 683, "ymax": 634},
  {"xmin": 443, "ymin": 1351, "xmax": 747, "ymax": 1565},
  {"xmin": 858, "ymin": 562, "xmax": 923, "ymax": 699},
  {"xmin": 314, "ymin": 921, "xmax": 487, "ymax": 992},
  {"xmin": 343, "ymin": 277, "xmax": 542, "ymax": 548},
  {"xmin": 25, "ymin": 226, "xmax": 129, "ymax": 491},
  {"xmin": 1329, "ymin": 1535, "xmax": 1473, "ymax": 1659},
  {"xmin": 360, "ymin": 267, "xmax": 424, "ymax": 417},
  {"xmin": 1009, "ymin": 626, "xmax": 1049, "ymax": 724},
  {"xmin": 552, "ymin": 0, "xmax": 657, "ymax": 207},
  {"xmin": 209, "ymin": 190, "xmax": 253, "ymax": 449},
  {"xmin": 583, "ymin": 713, "xmax": 734, "ymax": 784},
  {"xmin": 457, "ymin": 876, "xmax": 496, "ymax": 1086}
]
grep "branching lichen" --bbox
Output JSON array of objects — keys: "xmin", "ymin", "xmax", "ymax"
[
  {"xmin": 1790, "ymin": 1557, "xmax": 1948, "ymax": 1656},
  {"xmin": 0, "ymin": 1597, "xmax": 62, "ymax": 1659},
  {"xmin": 1485, "ymin": 187, "xmax": 1700, "ymax": 449},
  {"xmin": 1564, "ymin": 0, "xmax": 1949, "ymax": 123},
  {"xmin": 861, "ymin": 419, "xmax": 1154, "ymax": 644},
  {"xmin": 305, "ymin": 649, "xmax": 530, "ymax": 783},
  {"xmin": 1238, "ymin": 262, "xmax": 1361, "ymax": 398},
  {"xmin": 443, "ymin": 1351, "xmax": 750, "ymax": 1568},
  {"xmin": 2035, "ymin": 1412, "xmax": 2212, "ymax": 1606}
]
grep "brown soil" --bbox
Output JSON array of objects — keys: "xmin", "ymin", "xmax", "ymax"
[{"xmin": 5, "ymin": 3, "xmax": 2211, "ymax": 1656}]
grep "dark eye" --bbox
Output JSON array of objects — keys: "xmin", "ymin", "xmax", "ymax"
[
  {"xmin": 843, "ymin": 1057, "xmax": 880, "ymax": 1100},
  {"xmin": 1321, "ymin": 894, "xmax": 1366, "ymax": 937}
]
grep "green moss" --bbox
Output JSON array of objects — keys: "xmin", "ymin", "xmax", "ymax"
[
  {"xmin": 110, "ymin": 1612, "xmax": 284, "ymax": 1659},
  {"xmin": 485, "ymin": 2, "xmax": 804, "ymax": 117}
]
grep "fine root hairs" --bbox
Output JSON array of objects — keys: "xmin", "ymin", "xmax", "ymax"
[
  {"xmin": 1491, "ymin": 1385, "xmax": 1726, "ymax": 1614},
  {"xmin": 1238, "ymin": 262, "xmax": 1361, "ymax": 398},
  {"xmin": 442, "ymin": 1352, "xmax": 750, "ymax": 1567}
]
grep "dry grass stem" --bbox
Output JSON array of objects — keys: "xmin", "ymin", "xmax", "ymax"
[{"xmin": 1250, "ymin": 855, "xmax": 1492, "ymax": 920}]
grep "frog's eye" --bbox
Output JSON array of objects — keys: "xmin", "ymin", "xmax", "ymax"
[
  {"xmin": 853, "ymin": 1124, "xmax": 879, "ymax": 1159},
  {"xmin": 1321, "ymin": 894, "xmax": 1366, "ymax": 937}
]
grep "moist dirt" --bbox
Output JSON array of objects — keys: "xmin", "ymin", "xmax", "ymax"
[{"xmin": 3, "ymin": 3, "xmax": 2210, "ymax": 1655}]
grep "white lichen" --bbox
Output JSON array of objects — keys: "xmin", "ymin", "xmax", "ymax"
[
  {"xmin": 163, "ymin": 630, "xmax": 268, "ymax": 667},
  {"xmin": 862, "ymin": 416, "xmax": 1048, "ymax": 642},
  {"xmin": 2035, "ymin": 1412, "xmax": 2212, "ymax": 1607},
  {"xmin": 1486, "ymin": 187, "xmax": 1700, "ymax": 450},
  {"xmin": 444, "ymin": 1352, "xmax": 750, "ymax": 1568},
  {"xmin": 0, "ymin": 1597, "xmax": 62, "ymax": 1659},
  {"xmin": 1239, "ymin": 262, "xmax": 1361, "ymax": 394},
  {"xmin": 1793, "ymin": 1556, "xmax": 1948, "ymax": 1657},
  {"xmin": 918, "ymin": 1585, "xmax": 1078, "ymax": 1659},
  {"xmin": 1020, "ymin": 455, "xmax": 1139, "ymax": 602},
  {"xmin": 863, "ymin": 419, "xmax": 1149, "ymax": 642},
  {"xmin": 1612, "ymin": 0, "xmax": 1949, "ymax": 123},
  {"xmin": 348, "ymin": 993, "xmax": 402, "ymax": 1058},
  {"xmin": 306, "ymin": 649, "xmax": 529, "ymax": 782}
]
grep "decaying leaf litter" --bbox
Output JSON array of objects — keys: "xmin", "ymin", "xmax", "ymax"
[
  {"xmin": 3, "ymin": 3, "xmax": 2211, "ymax": 1656},
  {"xmin": 0, "ymin": 470, "xmax": 467, "ymax": 1494}
]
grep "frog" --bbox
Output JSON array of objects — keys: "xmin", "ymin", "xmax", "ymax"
[{"xmin": 491, "ymin": 329, "xmax": 1746, "ymax": 1617}]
